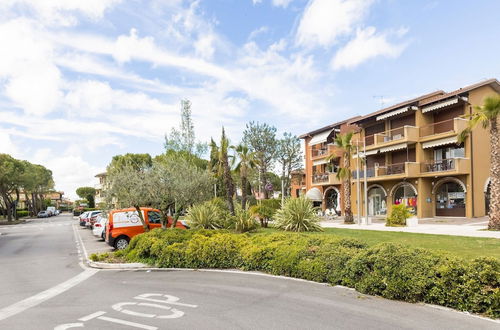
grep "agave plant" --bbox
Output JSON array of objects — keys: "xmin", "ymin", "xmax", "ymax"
[{"xmin": 274, "ymin": 196, "xmax": 323, "ymax": 232}]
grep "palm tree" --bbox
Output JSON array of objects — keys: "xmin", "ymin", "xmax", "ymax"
[
  {"xmin": 459, "ymin": 94, "xmax": 500, "ymax": 230},
  {"xmin": 328, "ymin": 132, "xmax": 355, "ymax": 223},
  {"xmin": 232, "ymin": 144, "xmax": 259, "ymax": 209}
]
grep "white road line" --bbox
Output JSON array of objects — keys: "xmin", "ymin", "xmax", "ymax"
[
  {"xmin": 0, "ymin": 268, "xmax": 98, "ymax": 321},
  {"xmin": 72, "ymin": 224, "xmax": 89, "ymax": 262},
  {"xmin": 78, "ymin": 311, "xmax": 107, "ymax": 321},
  {"xmin": 97, "ymin": 316, "xmax": 158, "ymax": 330}
]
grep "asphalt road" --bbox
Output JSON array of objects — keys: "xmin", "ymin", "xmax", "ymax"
[{"xmin": 0, "ymin": 214, "xmax": 498, "ymax": 329}]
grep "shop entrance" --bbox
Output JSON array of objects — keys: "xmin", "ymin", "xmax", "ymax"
[
  {"xmin": 368, "ymin": 187, "xmax": 387, "ymax": 216},
  {"xmin": 435, "ymin": 181, "xmax": 465, "ymax": 217},
  {"xmin": 393, "ymin": 183, "xmax": 417, "ymax": 214}
]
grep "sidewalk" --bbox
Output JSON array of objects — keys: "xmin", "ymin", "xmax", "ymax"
[{"xmin": 321, "ymin": 218, "xmax": 500, "ymax": 239}]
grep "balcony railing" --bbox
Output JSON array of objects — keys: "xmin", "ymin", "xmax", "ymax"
[
  {"xmin": 378, "ymin": 162, "xmax": 406, "ymax": 176},
  {"xmin": 421, "ymin": 159, "xmax": 456, "ymax": 173},
  {"xmin": 364, "ymin": 126, "xmax": 419, "ymax": 147},
  {"xmin": 312, "ymin": 173, "xmax": 329, "ymax": 183},
  {"xmin": 311, "ymin": 148, "xmax": 328, "ymax": 158},
  {"xmin": 352, "ymin": 168, "xmax": 376, "ymax": 179},
  {"xmin": 420, "ymin": 117, "xmax": 468, "ymax": 137}
]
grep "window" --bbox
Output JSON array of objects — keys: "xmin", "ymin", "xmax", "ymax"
[
  {"xmin": 148, "ymin": 211, "xmax": 161, "ymax": 224},
  {"xmin": 434, "ymin": 145, "xmax": 464, "ymax": 160}
]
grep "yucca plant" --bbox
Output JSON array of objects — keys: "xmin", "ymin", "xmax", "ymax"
[
  {"xmin": 186, "ymin": 201, "xmax": 224, "ymax": 229},
  {"xmin": 274, "ymin": 196, "xmax": 323, "ymax": 232},
  {"xmin": 234, "ymin": 208, "xmax": 259, "ymax": 233}
]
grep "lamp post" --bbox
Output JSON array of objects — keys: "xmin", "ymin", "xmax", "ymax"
[{"xmin": 356, "ymin": 142, "xmax": 361, "ymax": 225}]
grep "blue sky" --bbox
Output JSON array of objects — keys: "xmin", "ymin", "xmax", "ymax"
[{"xmin": 0, "ymin": 0, "xmax": 499, "ymax": 199}]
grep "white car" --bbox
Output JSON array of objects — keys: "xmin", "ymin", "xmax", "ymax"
[{"xmin": 92, "ymin": 215, "xmax": 107, "ymax": 240}]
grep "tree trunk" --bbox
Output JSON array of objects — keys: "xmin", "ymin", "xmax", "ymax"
[
  {"xmin": 134, "ymin": 205, "xmax": 149, "ymax": 232},
  {"xmin": 488, "ymin": 119, "xmax": 500, "ymax": 230},
  {"xmin": 260, "ymin": 165, "xmax": 268, "ymax": 199},
  {"xmin": 343, "ymin": 153, "xmax": 354, "ymax": 223},
  {"xmin": 170, "ymin": 203, "xmax": 182, "ymax": 228},
  {"xmin": 25, "ymin": 192, "xmax": 33, "ymax": 217},
  {"xmin": 241, "ymin": 175, "xmax": 247, "ymax": 210},
  {"xmin": 222, "ymin": 153, "xmax": 235, "ymax": 216},
  {"xmin": 14, "ymin": 189, "xmax": 20, "ymax": 220}
]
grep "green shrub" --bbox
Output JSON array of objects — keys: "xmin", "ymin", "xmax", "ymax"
[
  {"xmin": 386, "ymin": 204, "xmax": 412, "ymax": 226},
  {"xmin": 16, "ymin": 210, "xmax": 29, "ymax": 217},
  {"xmin": 274, "ymin": 196, "xmax": 322, "ymax": 232},
  {"xmin": 109, "ymin": 229, "xmax": 500, "ymax": 319}
]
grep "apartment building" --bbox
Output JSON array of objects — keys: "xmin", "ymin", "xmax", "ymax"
[
  {"xmin": 300, "ymin": 79, "xmax": 499, "ymax": 219},
  {"xmin": 299, "ymin": 118, "xmax": 360, "ymax": 215},
  {"xmin": 94, "ymin": 172, "xmax": 108, "ymax": 205}
]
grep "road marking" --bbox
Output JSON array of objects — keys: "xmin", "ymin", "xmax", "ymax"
[
  {"xmin": 112, "ymin": 302, "xmax": 184, "ymax": 319},
  {"xmin": 78, "ymin": 311, "xmax": 106, "ymax": 321},
  {"xmin": 135, "ymin": 294, "xmax": 198, "ymax": 308},
  {"xmin": 0, "ymin": 268, "xmax": 98, "ymax": 321},
  {"xmin": 97, "ymin": 316, "xmax": 158, "ymax": 330},
  {"xmin": 54, "ymin": 323, "xmax": 84, "ymax": 329},
  {"xmin": 72, "ymin": 224, "xmax": 89, "ymax": 262}
]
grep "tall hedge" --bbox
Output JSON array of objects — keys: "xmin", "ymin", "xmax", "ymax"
[{"xmin": 119, "ymin": 229, "xmax": 500, "ymax": 318}]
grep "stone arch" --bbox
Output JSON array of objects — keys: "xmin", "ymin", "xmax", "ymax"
[
  {"xmin": 367, "ymin": 184, "xmax": 387, "ymax": 197},
  {"xmin": 389, "ymin": 181, "xmax": 418, "ymax": 197},
  {"xmin": 432, "ymin": 177, "xmax": 467, "ymax": 195},
  {"xmin": 323, "ymin": 186, "xmax": 340, "ymax": 198}
]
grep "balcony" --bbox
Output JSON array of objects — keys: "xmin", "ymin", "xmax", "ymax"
[
  {"xmin": 420, "ymin": 158, "xmax": 470, "ymax": 177},
  {"xmin": 311, "ymin": 144, "xmax": 340, "ymax": 159},
  {"xmin": 312, "ymin": 172, "xmax": 342, "ymax": 185},
  {"xmin": 364, "ymin": 126, "xmax": 419, "ymax": 151},
  {"xmin": 420, "ymin": 117, "xmax": 468, "ymax": 141},
  {"xmin": 352, "ymin": 162, "xmax": 420, "ymax": 181}
]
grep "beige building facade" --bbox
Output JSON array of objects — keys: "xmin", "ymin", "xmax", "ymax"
[{"xmin": 300, "ymin": 79, "xmax": 499, "ymax": 219}]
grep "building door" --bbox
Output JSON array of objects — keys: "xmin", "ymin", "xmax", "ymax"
[
  {"xmin": 435, "ymin": 181, "xmax": 466, "ymax": 217},
  {"xmin": 368, "ymin": 187, "xmax": 387, "ymax": 216},
  {"xmin": 325, "ymin": 188, "xmax": 339, "ymax": 215}
]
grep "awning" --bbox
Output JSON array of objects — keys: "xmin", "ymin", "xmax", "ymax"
[
  {"xmin": 376, "ymin": 106, "xmax": 418, "ymax": 121},
  {"xmin": 379, "ymin": 143, "xmax": 408, "ymax": 153},
  {"xmin": 305, "ymin": 188, "xmax": 323, "ymax": 201},
  {"xmin": 353, "ymin": 143, "xmax": 408, "ymax": 158},
  {"xmin": 422, "ymin": 136, "xmax": 458, "ymax": 149},
  {"xmin": 422, "ymin": 96, "xmax": 467, "ymax": 113},
  {"xmin": 309, "ymin": 129, "xmax": 334, "ymax": 146},
  {"xmin": 313, "ymin": 159, "xmax": 328, "ymax": 166}
]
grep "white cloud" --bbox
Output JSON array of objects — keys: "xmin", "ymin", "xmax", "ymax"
[
  {"xmin": 296, "ymin": 0, "xmax": 374, "ymax": 48},
  {"xmin": 331, "ymin": 27, "xmax": 408, "ymax": 70},
  {"xmin": 0, "ymin": 131, "xmax": 20, "ymax": 156},
  {"xmin": 0, "ymin": 19, "xmax": 62, "ymax": 115},
  {"xmin": 248, "ymin": 26, "xmax": 268, "ymax": 40},
  {"xmin": 0, "ymin": 0, "xmax": 121, "ymax": 26},
  {"xmin": 272, "ymin": 0, "xmax": 294, "ymax": 8}
]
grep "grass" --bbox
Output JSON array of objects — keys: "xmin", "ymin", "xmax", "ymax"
[{"xmin": 253, "ymin": 227, "xmax": 500, "ymax": 260}]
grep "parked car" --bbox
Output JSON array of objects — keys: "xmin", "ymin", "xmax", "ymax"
[
  {"xmin": 37, "ymin": 211, "xmax": 49, "ymax": 218},
  {"xmin": 47, "ymin": 206, "xmax": 56, "ymax": 216},
  {"xmin": 79, "ymin": 211, "xmax": 90, "ymax": 226},
  {"xmin": 92, "ymin": 215, "xmax": 107, "ymax": 240},
  {"xmin": 85, "ymin": 211, "xmax": 102, "ymax": 229},
  {"xmin": 106, "ymin": 207, "xmax": 187, "ymax": 250}
]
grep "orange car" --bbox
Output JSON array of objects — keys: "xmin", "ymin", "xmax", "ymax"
[{"xmin": 105, "ymin": 207, "xmax": 187, "ymax": 249}]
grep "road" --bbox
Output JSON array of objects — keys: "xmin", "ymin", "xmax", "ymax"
[{"xmin": 0, "ymin": 214, "xmax": 497, "ymax": 329}]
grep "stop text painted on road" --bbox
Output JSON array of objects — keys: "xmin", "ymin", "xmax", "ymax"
[{"xmin": 54, "ymin": 292, "xmax": 198, "ymax": 330}]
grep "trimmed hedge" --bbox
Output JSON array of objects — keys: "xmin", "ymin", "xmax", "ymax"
[
  {"xmin": 16, "ymin": 210, "xmax": 29, "ymax": 217},
  {"xmin": 119, "ymin": 229, "xmax": 500, "ymax": 318}
]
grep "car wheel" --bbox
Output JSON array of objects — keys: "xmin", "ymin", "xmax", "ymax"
[{"xmin": 114, "ymin": 236, "xmax": 129, "ymax": 250}]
